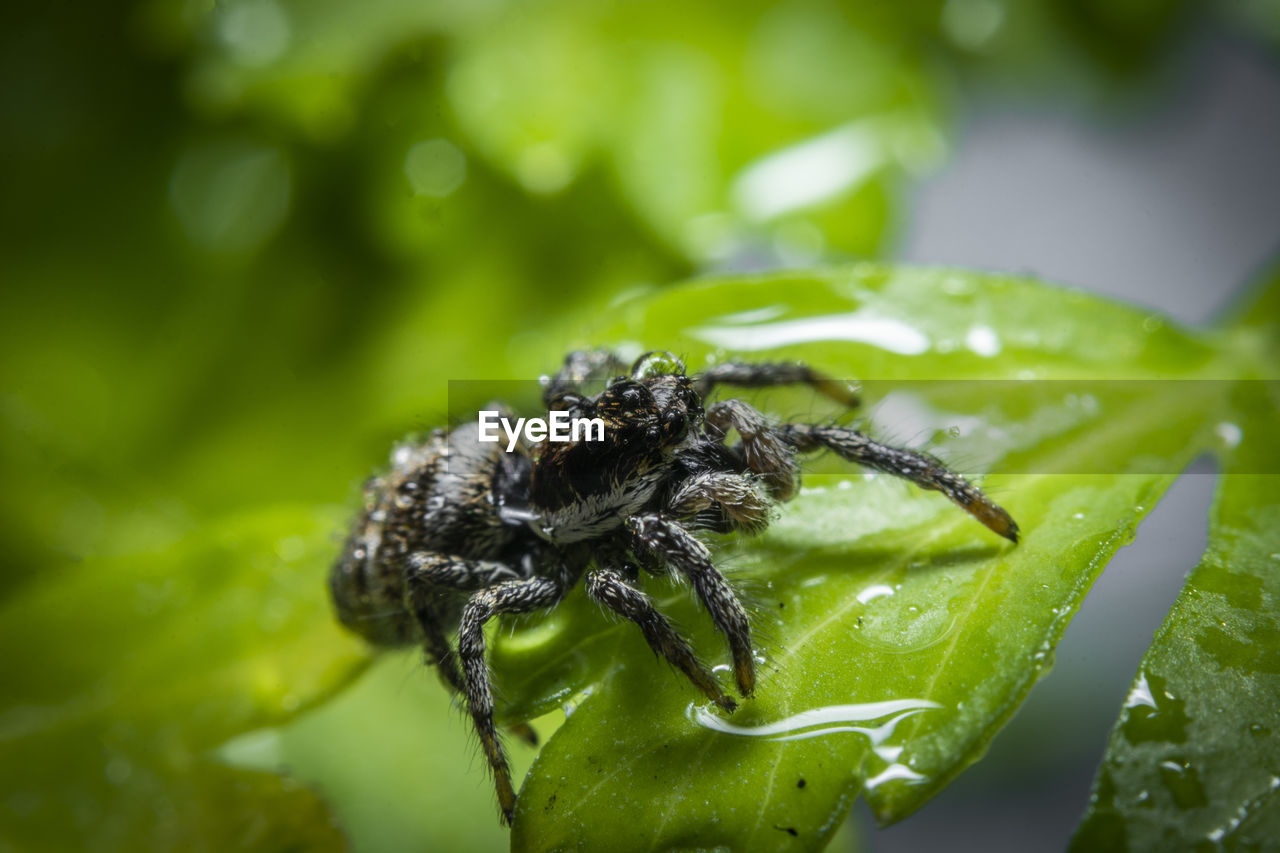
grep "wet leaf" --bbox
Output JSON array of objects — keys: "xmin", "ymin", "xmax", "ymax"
[
  {"xmin": 0, "ymin": 505, "xmax": 369, "ymax": 851},
  {"xmin": 481, "ymin": 266, "xmax": 1253, "ymax": 851},
  {"xmin": 1071, "ymin": 318, "xmax": 1280, "ymax": 850}
]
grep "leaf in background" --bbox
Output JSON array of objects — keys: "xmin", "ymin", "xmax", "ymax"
[
  {"xmin": 1070, "ymin": 338, "xmax": 1280, "ymax": 849},
  {"xmin": 475, "ymin": 266, "xmax": 1241, "ymax": 850},
  {"xmin": 0, "ymin": 506, "xmax": 368, "ymax": 851},
  {"xmin": 445, "ymin": 0, "xmax": 947, "ymax": 261},
  {"xmin": 178, "ymin": 0, "xmax": 947, "ymax": 262},
  {"xmin": 174, "ymin": 0, "xmax": 1204, "ymax": 271}
]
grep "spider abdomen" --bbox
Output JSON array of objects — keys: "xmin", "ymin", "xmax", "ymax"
[{"xmin": 329, "ymin": 422, "xmax": 521, "ymax": 645}]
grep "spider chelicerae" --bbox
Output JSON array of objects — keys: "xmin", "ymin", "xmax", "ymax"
[{"xmin": 329, "ymin": 349, "xmax": 1019, "ymax": 824}]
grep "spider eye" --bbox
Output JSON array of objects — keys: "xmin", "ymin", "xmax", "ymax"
[
  {"xmin": 601, "ymin": 379, "xmax": 654, "ymax": 415},
  {"xmin": 664, "ymin": 410, "xmax": 689, "ymax": 441},
  {"xmin": 631, "ymin": 351, "xmax": 685, "ymax": 379}
]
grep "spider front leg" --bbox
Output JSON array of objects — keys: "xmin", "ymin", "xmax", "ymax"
[
  {"xmin": 457, "ymin": 576, "xmax": 563, "ymax": 824},
  {"xmin": 625, "ymin": 514, "xmax": 757, "ymax": 697},
  {"xmin": 586, "ymin": 565, "xmax": 737, "ymax": 712},
  {"xmin": 666, "ymin": 470, "xmax": 771, "ymax": 534},
  {"xmin": 780, "ymin": 422, "xmax": 1020, "ymax": 543},
  {"xmin": 693, "ymin": 360, "xmax": 860, "ymax": 408},
  {"xmin": 705, "ymin": 399, "xmax": 800, "ymax": 500}
]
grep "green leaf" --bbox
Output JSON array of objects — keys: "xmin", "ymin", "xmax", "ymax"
[
  {"xmin": 1221, "ymin": 264, "xmax": 1280, "ymax": 375},
  {"xmin": 446, "ymin": 1, "xmax": 946, "ymax": 259},
  {"xmin": 181, "ymin": 0, "xmax": 947, "ymax": 261},
  {"xmin": 222, "ymin": 653, "xmax": 547, "ymax": 853},
  {"xmin": 1070, "ymin": 346, "xmax": 1280, "ymax": 848},
  {"xmin": 0, "ymin": 505, "xmax": 369, "ymax": 851},
  {"xmin": 470, "ymin": 265, "xmax": 1242, "ymax": 850}
]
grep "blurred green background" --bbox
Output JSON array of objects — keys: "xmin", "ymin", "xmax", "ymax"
[{"xmin": 2, "ymin": 1, "xmax": 1278, "ymax": 851}]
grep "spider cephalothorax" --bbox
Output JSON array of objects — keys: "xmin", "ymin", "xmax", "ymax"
[{"xmin": 329, "ymin": 349, "xmax": 1018, "ymax": 824}]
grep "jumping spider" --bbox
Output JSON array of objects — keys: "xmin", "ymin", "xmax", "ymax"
[{"xmin": 330, "ymin": 349, "xmax": 1019, "ymax": 824}]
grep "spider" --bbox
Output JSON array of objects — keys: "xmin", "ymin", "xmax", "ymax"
[{"xmin": 329, "ymin": 349, "xmax": 1018, "ymax": 824}]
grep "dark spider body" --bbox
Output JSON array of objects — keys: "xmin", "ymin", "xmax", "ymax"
[{"xmin": 329, "ymin": 350, "xmax": 1019, "ymax": 824}]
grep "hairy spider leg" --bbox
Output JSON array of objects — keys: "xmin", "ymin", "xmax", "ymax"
[
  {"xmin": 625, "ymin": 514, "xmax": 756, "ymax": 697},
  {"xmin": 409, "ymin": 597, "xmax": 466, "ymax": 693},
  {"xmin": 665, "ymin": 469, "xmax": 771, "ymax": 534},
  {"xmin": 405, "ymin": 552, "xmax": 539, "ymax": 745},
  {"xmin": 693, "ymin": 360, "xmax": 861, "ymax": 409},
  {"xmin": 408, "ymin": 551, "xmax": 523, "ymax": 589},
  {"xmin": 703, "ymin": 399, "xmax": 1018, "ymax": 542},
  {"xmin": 458, "ymin": 576, "xmax": 563, "ymax": 824},
  {"xmin": 778, "ymin": 423, "xmax": 1019, "ymax": 542},
  {"xmin": 784, "ymin": 422, "xmax": 1019, "ymax": 543},
  {"xmin": 705, "ymin": 399, "xmax": 800, "ymax": 500},
  {"xmin": 585, "ymin": 565, "xmax": 737, "ymax": 712}
]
